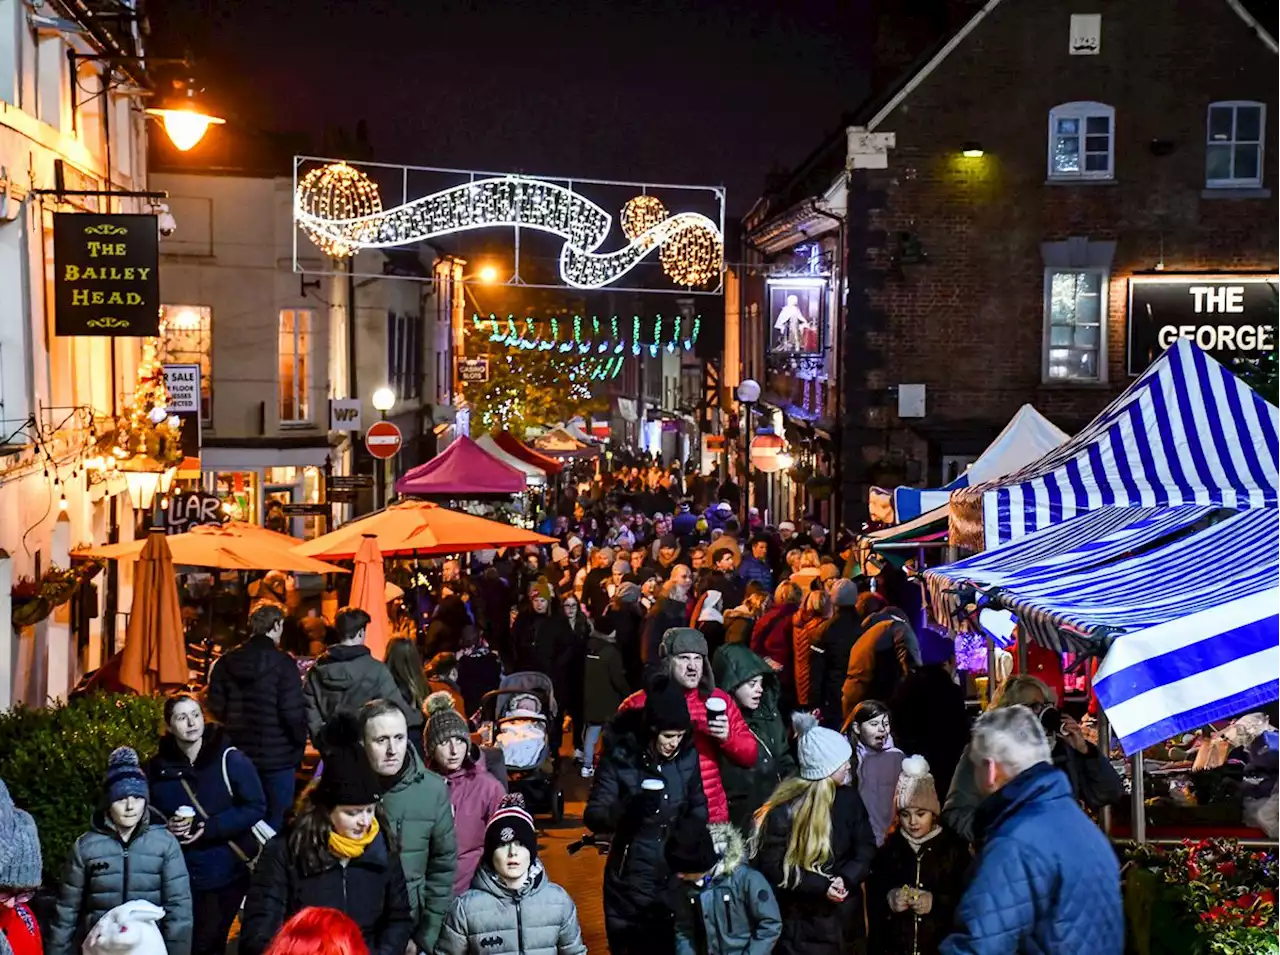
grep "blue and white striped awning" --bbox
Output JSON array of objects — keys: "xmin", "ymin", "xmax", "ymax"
[
  {"xmin": 926, "ymin": 507, "xmax": 1280, "ymax": 754},
  {"xmin": 949, "ymin": 341, "xmax": 1280, "ymax": 550},
  {"xmin": 925, "ymin": 505, "xmax": 1222, "ymax": 636}
]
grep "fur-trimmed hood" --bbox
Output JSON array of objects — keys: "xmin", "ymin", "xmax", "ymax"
[{"xmin": 709, "ymin": 823, "xmax": 747, "ymax": 876}]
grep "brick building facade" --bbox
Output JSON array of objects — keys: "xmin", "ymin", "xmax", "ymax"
[{"xmin": 841, "ymin": 0, "xmax": 1278, "ymax": 517}]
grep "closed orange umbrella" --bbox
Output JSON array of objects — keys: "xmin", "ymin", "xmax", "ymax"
[
  {"xmin": 119, "ymin": 529, "xmax": 188, "ymax": 694},
  {"xmin": 349, "ymin": 534, "xmax": 391, "ymax": 660},
  {"xmin": 294, "ymin": 500, "xmax": 556, "ymax": 560},
  {"xmin": 75, "ymin": 521, "xmax": 345, "ymax": 574}
]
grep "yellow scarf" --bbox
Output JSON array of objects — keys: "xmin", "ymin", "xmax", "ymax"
[{"xmin": 328, "ymin": 818, "xmax": 380, "ymax": 860}]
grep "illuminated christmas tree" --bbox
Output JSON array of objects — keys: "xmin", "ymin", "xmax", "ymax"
[{"xmin": 111, "ymin": 338, "xmax": 184, "ymax": 467}]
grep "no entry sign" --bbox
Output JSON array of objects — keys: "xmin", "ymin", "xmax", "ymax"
[{"xmin": 365, "ymin": 421, "xmax": 403, "ymax": 459}]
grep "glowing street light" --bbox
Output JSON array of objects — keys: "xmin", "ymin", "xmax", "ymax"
[
  {"xmin": 146, "ymin": 82, "xmax": 224, "ymax": 152},
  {"xmin": 371, "ymin": 387, "xmax": 396, "ymax": 419},
  {"xmin": 477, "ymin": 264, "xmax": 499, "ymax": 284}
]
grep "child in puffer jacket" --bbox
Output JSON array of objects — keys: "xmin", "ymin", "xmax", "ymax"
[
  {"xmin": 666, "ymin": 818, "xmax": 782, "ymax": 955},
  {"xmin": 868, "ymin": 757, "xmax": 970, "ymax": 955},
  {"xmin": 436, "ymin": 795, "xmax": 586, "ymax": 955}
]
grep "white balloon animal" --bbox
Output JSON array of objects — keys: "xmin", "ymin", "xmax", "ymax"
[{"xmin": 82, "ymin": 901, "xmax": 168, "ymax": 955}]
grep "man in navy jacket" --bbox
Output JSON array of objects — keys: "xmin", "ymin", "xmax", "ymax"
[{"xmin": 941, "ymin": 706, "xmax": 1123, "ymax": 955}]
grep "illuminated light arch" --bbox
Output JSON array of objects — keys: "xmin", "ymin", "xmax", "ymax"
[{"xmin": 294, "ymin": 169, "xmax": 724, "ymax": 290}]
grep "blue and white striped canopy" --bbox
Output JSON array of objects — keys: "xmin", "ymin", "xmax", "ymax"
[
  {"xmin": 949, "ymin": 341, "xmax": 1280, "ymax": 550},
  {"xmin": 925, "ymin": 506, "xmax": 1280, "ymax": 754}
]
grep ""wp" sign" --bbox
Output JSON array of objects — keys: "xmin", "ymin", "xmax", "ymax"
[{"xmin": 329, "ymin": 399, "xmax": 363, "ymax": 432}]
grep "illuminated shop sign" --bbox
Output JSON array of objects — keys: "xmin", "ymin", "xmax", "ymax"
[
  {"xmin": 53, "ymin": 213, "xmax": 160, "ymax": 336},
  {"xmin": 1127, "ymin": 276, "xmax": 1277, "ymax": 375}
]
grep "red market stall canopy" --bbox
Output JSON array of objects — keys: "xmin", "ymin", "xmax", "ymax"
[
  {"xmin": 293, "ymin": 500, "xmax": 557, "ymax": 560},
  {"xmin": 492, "ymin": 430, "xmax": 564, "ymax": 475},
  {"xmin": 395, "ymin": 435, "xmax": 526, "ymax": 498}
]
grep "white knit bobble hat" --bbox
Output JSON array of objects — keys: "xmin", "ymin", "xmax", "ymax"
[{"xmin": 792, "ymin": 712, "xmax": 853, "ymax": 781}]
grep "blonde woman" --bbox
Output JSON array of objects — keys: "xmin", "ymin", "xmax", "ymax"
[{"xmin": 750, "ymin": 713, "xmax": 876, "ymax": 955}]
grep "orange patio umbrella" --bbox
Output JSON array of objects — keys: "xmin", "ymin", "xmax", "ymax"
[
  {"xmin": 349, "ymin": 534, "xmax": 391, "ymax": 659},
  {"xmin": 293, "ymin": 500, "xmax": 556, "ymax": 561},
  {"xmin": 119, "ymin": 529, "xmax": 189, "ymax": 694},
  {"xmin": 75, "ymin": 521, "xmax": 346, "ymax": 574}
]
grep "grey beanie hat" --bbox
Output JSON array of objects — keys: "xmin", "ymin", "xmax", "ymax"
[
  {"xmin": 0, "ymin": 779, "xmax": 42, "ymax": 889},
  {"xmin": 425, "ymin": 691, "xmax": 470, "ymax": 752},
  {"xmin": 831, "ymin": 578, "xmax": 859, "ymax": 607},
  {"xmin": 616, "ymin": 581, "xmax": 643, "ymax": 604},
  {"xmin": 661, "ymin": 627, "xmax": 709, "ymax": 660},
  {"xmin": 792, "ymin": 712, "xmax": 853, "ymax": 780}
]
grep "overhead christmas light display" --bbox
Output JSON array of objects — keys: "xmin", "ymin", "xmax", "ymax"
[
  {"xmin": 294, "ymin": 162, "xmax": 724, "ymax": 289},
  {"xmin": 296, "ymin": 162, "xmax": 383, "ymax": 257},
  {"xmin": 472, "ymin": 312, "xmax": 701, "ymax": 364}
]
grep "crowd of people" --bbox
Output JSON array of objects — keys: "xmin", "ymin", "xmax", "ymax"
[{"xmin": 0, "ymin": 461, "xmax": 1132, "ymax": 955}]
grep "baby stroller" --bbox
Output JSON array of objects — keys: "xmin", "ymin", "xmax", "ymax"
[{"xmin": 479, "ymin": 671, "xmax": 565, "ymax": 821}]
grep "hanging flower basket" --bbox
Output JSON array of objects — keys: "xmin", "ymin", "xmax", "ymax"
[
  {"xmin": 806, "ymin": 475, "xmax": 834, "ymax": 500},
  {"xmin": 10, "ymin": 562, "xmax": 103, "ymax": 631}
]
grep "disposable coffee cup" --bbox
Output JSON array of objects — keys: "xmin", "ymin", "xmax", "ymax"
[
  {"xmin": 641, "ymin": 778, "xmax": 666, "ymax": 793},
  {"xmin": 705, "ymin": 698, "xmax": 727, "ymax": 723},
  {"xmin": 173, "ymin": 806, "xmax": 195, "ymax": 833}
]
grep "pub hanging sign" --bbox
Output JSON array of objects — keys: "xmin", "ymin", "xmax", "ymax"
[{"xmin": 53, "ymin": 213, "xmax": 160, "ymax": 337}]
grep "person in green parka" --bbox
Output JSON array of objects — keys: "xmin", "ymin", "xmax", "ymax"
[{"xmin": 711, "ymin": 643, "xmax": 798, "ymax": 830}]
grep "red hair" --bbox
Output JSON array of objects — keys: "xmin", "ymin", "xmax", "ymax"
[{"xmin": 263, "ymin": 907, "xmax": 368, "ymax": 955}]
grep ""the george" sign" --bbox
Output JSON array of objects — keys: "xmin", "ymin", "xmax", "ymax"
[{"xmin": 365, "ymin": 420, "xmax": 403, "ymax": 459}]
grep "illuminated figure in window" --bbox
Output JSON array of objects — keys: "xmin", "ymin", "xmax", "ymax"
[{"xmin": 775, "ymin": 294, "xmax": 805, "ymax": 351}]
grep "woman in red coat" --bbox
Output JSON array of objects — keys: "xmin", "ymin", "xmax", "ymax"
[
  {"xmin": 615, "ymin": 628, "xmax": 756, "ymax": 824},
  {"xmin": 751, "ymin": 581, "xmax": 804, "ymax": 710}
]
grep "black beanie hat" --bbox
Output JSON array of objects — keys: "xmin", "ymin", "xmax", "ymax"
[
  {"xmin": 315, "ymin": 712, "xmax": 382, "ymax": 807},
  {"xmin": 664, "ymin": 817, "xmax": 720, "ymax": 875},
  {"xmin": 644, "ymin": 676, "xmax": 692, "ymax": 733},
  {"xmin": 484, "ymin": 793, "xmax": 538, "ymax": 863}
]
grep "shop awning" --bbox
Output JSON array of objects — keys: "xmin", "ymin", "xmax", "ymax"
[
  {"xmin": 870, "ymin": 404, "xmax": 1068, "ymax": 524},
  {"xmin": 395, "ymin": 436, "xmax": 526, "ymax": 498},
  {"xmin": 949, "ymin": 341, "xmax": 1280, "ymax": 551},
  {"xmin": 533, "ymin": 427, "xmax": 601, "ymax": 457},
  {"xmin": 475, "ymin": 434, "xmax": 547, "ymax": 485},
  {"xmin": 852, "ymin": 505, "xmax": 949, "ymax": 573},
  {"xmin": 924, "ymin": 505, "xmax": 1279, "ymax": 754},
  {"xmin": 492, "ymin": 430, "xmax": 564, "ymax": 476}
]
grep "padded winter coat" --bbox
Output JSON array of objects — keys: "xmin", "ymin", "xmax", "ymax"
[
  {"xmin": 240, "ymin": 830, "xmax": 413, "ymax": 955},
  {"xmin": 939, "ymin": 763, "xmax": 1124, "ymax": 955},
  {"xmin": 753, "ymin": 784, "xmax": 877, "ymax": 955},
  {"xmin": 145, "ymin": 725, "xmax": 267, "ymax": 891},
  {"xmin": 435, "ymin": 862, "xmax": 587, "ymax": 955},
  {"xmin": 943, "ymin": 737, "xmax": 1124, "ymax": 844},
  {"xmin": 48, "ymin": 809, "xmax": 193, "ymax": 955},
  {"xmin": 712, "ymin": 645, "xmax": 798, "ymax": 831},
  {"xmin": 584, "ymin": 633, "xmax": 631, "ymax": 726},
  {"xmin": 868, "ymin": 826, "xmax": 971, "ymax": 955},
  {"xmin": 842, "ymin": 610, "xmax": 919, "ymax": 720},
  {"xmin": 302, "ymin": 644, "xmax": 404, "ymax": 741},
  {"xmin": 669, "ymin": 824, "xmax": 782, "ymax": 955},
  {"xmin": 378, "ymin": 747, "xmax": 458, "ymax": 952},
  {"xmin": 207, "ymin": 634, "xmax": 309, "ymax": 771},
  {"xmin": 806, "ymin": 606, "xmax": 860, "ymax": 729},
  {"xmin": 441, "ymin": 755, "xmax": 507, "ymax": 897},
  {"xmin": 617, "ymin": 682, "xmax": 757, "ymax": 825},
  {"xmin": 584, "ymin": 711, "xmax": 709, "ymax": 925}
]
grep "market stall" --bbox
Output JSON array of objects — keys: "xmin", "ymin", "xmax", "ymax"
[
  {"xmin": 869, "ymin": 403, "xmax": 1067, "ymax": 524},
  {"xmin": 394, "ymin": 435, "xmax": 526, "ymax": 499},
  {"xmin": 925, "ymin": 505, "xmax": 1279, "ymax": 844},
  {"xmin": 475, "ymin": 433, "xmax": 548, "ymax": 486},
  {"xmin": 948, "ymin": 339, "xmax": 1279, "ymax": 552},
  {"xmin": 492, "ymin": 430, "xmax": 565, "ymax": 476}
]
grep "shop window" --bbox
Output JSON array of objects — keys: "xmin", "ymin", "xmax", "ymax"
[
  {"xmin": 387, "ymin": 310, "xmax": 422, "ymax": 402},
  {"xmin": 278, "ymin": 308, "xmax": 313, "ymax": 424},
  {"xmin": 1206, "ymin": 101, "xmax": 1265, "ymax": 188},
  {"xmin": 1048, "ymin": 102, "xmax": 1115, "ymax": 180},
  {"xmin": 1043, "ymin": 268, "xmax": 1107, "ymax": 383},
  {"xmin": 160, "ymin": 305, "xmax": 213, "ymax": 425}
]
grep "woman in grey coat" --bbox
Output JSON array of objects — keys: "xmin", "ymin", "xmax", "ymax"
[
  {"xmin": 48, "ymin": 747, "xmax": 193, "ymax": 955},
  {"xmin": 436, "ymin": 796, "xmax": 586, "ymax": 955}
]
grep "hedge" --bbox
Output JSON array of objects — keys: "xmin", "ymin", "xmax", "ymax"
[{"xmin": 0, "ymin": 694, "xmax": 164, "ymax": 883}]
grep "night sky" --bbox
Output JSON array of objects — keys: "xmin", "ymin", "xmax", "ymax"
[{"xmin": 149, "ymin": 0, "xmax": 871, "ymax": 214}]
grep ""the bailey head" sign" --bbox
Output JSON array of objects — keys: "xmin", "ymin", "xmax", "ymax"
[{"xmin": 54, "ymin": 213, "xmax": 160, "ymax": 337}]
